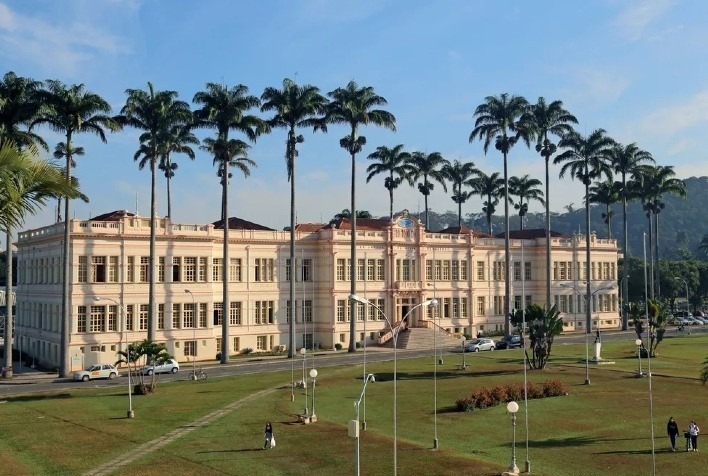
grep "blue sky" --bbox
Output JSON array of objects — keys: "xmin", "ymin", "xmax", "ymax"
[{"xmin": 1, "ymin": 0, "xmax": 707, "ymax": 232}]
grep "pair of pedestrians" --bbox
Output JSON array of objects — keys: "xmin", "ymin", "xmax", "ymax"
[{"xmin": 667, "ymin": 417, "xmax": 700, "ymax": 452}]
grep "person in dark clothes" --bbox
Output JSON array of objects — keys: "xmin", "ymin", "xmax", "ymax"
[{"xmin": 667, "ymin": 417, "xmax": 680, "ymax": 451}]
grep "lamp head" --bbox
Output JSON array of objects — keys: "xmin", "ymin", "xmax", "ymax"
[
  {"xmin": 309, "ymin": 368, "xmax": 318, "ymax": 378},
  {"xmin": 368, "ymin": 373, "xmax": 375, "ymax": 382},
  {"xmin": 635, "ymin": 339, "xmax": 643, "ymax": 346},
  {"xmin": 426, "ymin": 298, "xmax": 438, "ymax": 307},
  {"xmin": 184, "ymin": 289, "xmax": 190, "ymax": 294},
  {"xmin": 349, "ymin": 293, "xmax": 370, "ymax": 305},
  {"xmin": 93, "ymin": 296, "xmax": 102, "ymax": 302},
  {"xmin": 300, "ymin": 347, "xmax": 306, "ymax": 356},
  {"xmin": 507, "ymin": 401, "xmax": 519, "ymax": 414}
]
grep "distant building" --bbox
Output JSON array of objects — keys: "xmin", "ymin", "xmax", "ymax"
[{"xmin": 14, "ymin": 211, "xmax": 619, "ymax": 370}]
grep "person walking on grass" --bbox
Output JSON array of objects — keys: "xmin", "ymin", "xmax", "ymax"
[
  {"xmin": 263, "ymin": 422, "xmax": 275, "ymax": 449},
  {"xmin": 667, "ymin": 417, "xmax": 680, "ymax": 451},
  {"xmin": 688, "ymin": 420, "xmax": 700, "ymax": 452}
]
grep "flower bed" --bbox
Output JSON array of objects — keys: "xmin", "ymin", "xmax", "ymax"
[{"xmin": 455, "ymin": 380, "xmax": 568, "ymax": 412}]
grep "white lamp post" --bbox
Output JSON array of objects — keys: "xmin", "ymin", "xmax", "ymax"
[
  {"xmin": 300, "ymin": 347, "xmax": 307, "ymax": 414},
  {"xmin": 94, "ymin": 296, "xmax": 133, "ymax": 418},
  {"xmin": 635, "ymin": 338, "xmax": 643, "ymax": 377},
  {"xmin": 184, "ymin": 289, "xmax": 197, "ymax": 379},
  {"xmin": 351, "ymin": 373, "xmax": 376, "ymax": 476},
  {"xmin": 349, "ymin": 294, "xmax": 437, "ymax": 476},
  {"xmin": 559, "ymin": 283, "xmax": 615, "ymax": 384},
  {"xmin": 502, "ymin": 401, "xmax": 520, "ymax": 476},
  {"xmin": 309, "ymin": 368, "xmax": 318, "ymax": 420}
]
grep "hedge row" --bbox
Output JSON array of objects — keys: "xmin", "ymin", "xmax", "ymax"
[{"xmin": 455, "ymin": 380, "xmax": 568, "ymax": 412}]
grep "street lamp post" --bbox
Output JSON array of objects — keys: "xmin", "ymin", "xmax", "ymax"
[
  {"xmin": 349, "ymin": 294, "xmax": 437, "ymax": 476},
  {"xmin": 94, "ymin": 296, "xmax": 133, "ymax": 418},
  {"xmin": 502, "ymin": 401, "xmax": 520, "ymax": 476},
  {"xmin": 559, "ymin": 283, "xmax": 615, "ymax": 385},
  {"xmin": 635, "ymin": 338, "xmax": 643, "ymax": 377},
  {"xmin": 351, "ymin": 373, "xmax": 376, "ymax": 476},
  {"xmin": 309, "ymin": 368, "xmax": 318, "ymax": 420},
  {"xmin": 184, "ymin": 289, "xmax": 197, "ymax": 380},
  {"xmin": 300, "ymin": 347, "xmax": 307, "ymax": 415}
]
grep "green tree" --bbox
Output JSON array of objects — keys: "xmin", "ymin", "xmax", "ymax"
[
  {"xmin": 261, "ymin": 78, "xmax": 327, "ymax": 357},
  {"xmin": 470, "ymin": 93, "xmax": 532, "ymax": 336},
  {"xmin": 0, "ymin": 72, "xmax": 47, "ymax": 150},
  {"xmin": 510, "ymin": 304, "xmax": 563, "ymax": 370},
  {"xmin": 323, "ymin": 81, "xmax": 396, "ymax": 352},
  {"xmin": 117, "ymin": 82, "xmax": 192, "ymax": 342},
  {"xmin": 588, "ymin": 178, "xmax": 621, "ymax": 238},
  {"xmin": 441, "ymin": 159, "xmax": 478, "ymax": 227},
  {"xmin": 525, "ymin": 98, "xmax": 577, "ymax": 308},
  {"xmin": 32, "ymin": 80, "xmax": 119, "ymax": 377},
  {"xmin": 158, "ymin": 124, "xmax": 198, "ymax": 219},
  {"xmin": 610, "ymin": 142, "xmax": 653, "ymax": 330},
  {"xmin": 469, "ymin": 171, "xmax": 503, "ymax": 235},
  {"xmin": 117, "ymin": 339, "xmax": 171, "ymax": 394},
  {"xmin": 508, "ymin": 174, "xmax": 544, "ymax": 230},
  {"xmin": 52, "ymin": 142, "xmax": 85, "ymax": 221},
  {"xmin": 194, "ymin": 83, "xmax": 267, "ymax": 363},
  {"xmin": 555, "ymin": 129, "xmax": 614, "ymax": 339},
  {"xmin": 365, "ymin": 145, "xmax": 413, "ymax": 219},
  {"xmin": 408, "ymin": 151, "xmax": 449, "ymax": 230}
]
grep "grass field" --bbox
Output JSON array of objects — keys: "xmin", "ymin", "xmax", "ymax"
[{"xmin": 1, "ymin": 333, "xmax": 706, "ymax": 475}]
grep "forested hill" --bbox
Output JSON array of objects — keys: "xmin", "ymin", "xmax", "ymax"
[{"xmin": 419, "ymin": 176, "xmax": 708, "ymax": 260}]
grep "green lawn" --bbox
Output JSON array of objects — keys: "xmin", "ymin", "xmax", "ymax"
[{"xmin": 1, "ymin": 334, "xmax": 707, "ymax": 475}]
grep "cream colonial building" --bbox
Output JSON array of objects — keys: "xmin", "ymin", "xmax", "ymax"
[{"xmin": 14, "ymin": 210, "xmax": 620, "ymax": 371}]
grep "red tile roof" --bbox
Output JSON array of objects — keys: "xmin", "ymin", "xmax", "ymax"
[
  {"xmin": 90, "ymin": 210, "xmax": 136, "ymax": 221},
  {"xmin": 294, "ymin": 223, "xmax": 327, "ymax": 232},
  {"xmin": 212, "ymin": 217, "xmax": 275, "ymax": 231}
]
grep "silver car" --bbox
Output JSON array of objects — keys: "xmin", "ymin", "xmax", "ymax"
[
  {"xmin": 141, "ymin": 359, "xmax": 180, "ymax": 375},
  {"xmin": 465, "ymin": 338, "xmax": 496, "ymax": 352},
  {"xmin": 73, "ymin": 364, "xmax": 119, "ymax": 382}
]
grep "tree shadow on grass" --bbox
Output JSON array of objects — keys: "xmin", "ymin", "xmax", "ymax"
[
  {"xmin": 4, "ymin": 392, "xmax": 72, "ymax": 402},
  {"xmin": 370, "ymin": 369, "xmax": 518, "ymax": 382},
  {"xmin": 527, "ymin": 435, "xmax": 647, "ymax": 449}
]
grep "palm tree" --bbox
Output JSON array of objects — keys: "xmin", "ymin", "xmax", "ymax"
[
  {"xmin": 261, "ymin": 78, "xmax": 327, "ymax": 358},
  {"xmin": 633, "ymin": 164, "xmax": 686, "ymax": 298},
  {"xmin": 470, "ymin": 93, "xmax": 531, "ymax": 337},
  {"xmin": 610, "ymin": 142, "xmax": 653, "ymax": 329},
  {"xmin": 441, "ymin": 159, "xmax": 478, "ymax": 227},
  {"xmin": 0, "ymin": 142, "xmax": 81, "ymax": 379},
  {"xmin": 194, "ymin": 83, "xmax": 267, "ymax": 363},
  {"xmin": 52, "ymin": 141, "xmax": 84, "ymax": 221},
  {"xmin": 408, "ymin": 151, "xmax": 449, "ymax": 230},
  {"xmin": 0, "ymin": 72, "xmax": 47, "ymax": 151},
  {"xmin": 588, "ymin": 178, "xmax": 621, "ymax": 238},
  {"xmin": 323, "ymin": 81, "xmax": 396, "ymax": 352},
  {"xmin": 365, "ymin": 145, "xmax": 413, "ymax": 219},
  {"xmin": 32, "ymin": 80, "xmax": 119, "ymax": 377},
  {"xmin": 555, "ymin": 129, "xmax": 614, "ymax": 341},
  {"xmin": 158, "ymin": 124, "xmax": 198, "ymax": 219},
  {"xmin": 508, "ymin": 174, "xmax": 544, "ymax": 230},
  {"xmin": 525, "ymin": 97, "xmax": 577, "ymax": 309},
  {"xmin": 469, "ymin": 171, "xmax": 504, "ymax": 235},
  {"xmin": 117, "ymin": 82, "xmax": 192, "ymax": 342},
  {"xmin": 698, "ymin": 234, "xmax": 708, "ymax": 258}
]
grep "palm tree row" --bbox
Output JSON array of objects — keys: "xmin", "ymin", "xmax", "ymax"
[{"xmin": 1, "ymin": 70, "xmax": 687, "ymax": 361}]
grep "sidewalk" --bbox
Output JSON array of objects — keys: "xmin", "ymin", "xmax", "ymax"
[{"xmin": 0, "ymin": 363, "xmax": 59, "ymax": 385}]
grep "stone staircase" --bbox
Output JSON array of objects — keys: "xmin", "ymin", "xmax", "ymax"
[{"xmin": 383, "ymin": 326, "xmax": 463, "ymax": 351}]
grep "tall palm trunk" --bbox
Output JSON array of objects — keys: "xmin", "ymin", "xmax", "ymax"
[
  {"xmin": 221, "ymin": 157, "xmax": 230, "ymax": 363},
  {"xmin": 655, "ymin": 213, "xmax": 661, "ymax": 297},
  {"xmin": 647, "ymin": 211, "xmax": 654, "ymax": 299},
  {"xmin": 3, "ymin": 232, "xmax": 13, "ymax": 378},
  {"xmin": 584, "ymin": 176, "xmax": 592, "ymax": 345},
  {"xmin": 424, "ymin": 192, "xmax": 429, "ymax": 230},
  {"xmin": 166, "ymin": 172, "xmax": 172, "ymax": 219},
  {"xmin": 503, "ymin": 151, "xmax": 510, "ymax": 338},
  {"xmin": 348, "ymin": 128, "xmax": 357, "ymax": 352},
  {"xmin": 148, "ymin": 155, "xmax": 157, "ymax": 342},
  {"xmin": 288, "ymin": 130, "xmax": 296, "ymax": 358},
  {"xmin": 606, "ymin": 204, "xmax": 612, "ymax": 238},
  {"xmin": 60, "ymin": 135, "xmax": 73, "ymax": 377},
  {"xmin": 621, "ymin": 183, "xmax": 629, "ymax": 330},
  {"xmin": 458, "ymin": 199, "xmax": 462, "ymax": 228},
  {"xmin": 388, "ymin": 179, "xmax": 394, "ymax": 220},
  {"xmin": 545, "ymin": 150, "xmax": 551, "ymax": 309}
]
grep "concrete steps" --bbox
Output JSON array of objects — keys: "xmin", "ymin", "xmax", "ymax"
[{"xmin": 384, "ymin": 327, "xmax": 463, "ymax": 351}]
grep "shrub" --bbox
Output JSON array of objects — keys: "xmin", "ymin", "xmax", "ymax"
[
  {"xmin": 241, "ymin": 348, "xmax": 253, "ymax": 355},
  {"xmin": 355, "ymin": 342, "xmax": 362, "ymax": 349},
  {"xmin": 335, "ymin": 343, "xmax": 343, "ymax": 351},
  {"xmin": 505, "ymin": 382, "xmax": 525, "ymax": 401},
  {"xmin": 490, "ymin": 385, "xmax": 508, "ymax": 402},
  {"xmin": 215, "ymin": 352, "xmax": 221, "ymax": 360},
  {"xmin": 455, "ymin": 380, "xmax": 568, "ymax": 412},
  {"xmin": 541, "ymin": 380, "xmax": 568, "ymax": 397}
]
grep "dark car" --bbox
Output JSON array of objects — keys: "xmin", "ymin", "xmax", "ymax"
[{"xmin": 495, "ymin": 335, "xmax": 523, "ymax": 350}]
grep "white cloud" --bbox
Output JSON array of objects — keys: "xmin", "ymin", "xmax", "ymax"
[
  {"xmin": 561, "ymin": 67, "xmax": 632, "ymax": 111},
  {"xmin": 0, "ymin": 1, "xmax": 131, "ymax": 77},
  {"xmin": 640, "ymin": 89, "xmax": 708, "ymax": 137},
  {"xmin": 613, "ymin": 0, "xmax": 677, "ymax": 41}
]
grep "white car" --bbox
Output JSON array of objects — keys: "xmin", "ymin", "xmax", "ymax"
[
  {"xmin": 73, "ymin": 364, "xmax": 119, "ymax": 382},
  {"xmin": 141, "ymin": 359, "xmax": 180, "ymax": 375},
  {"xmin": 465, "ymin": 338, "xmax": 496, "ymax": 352}
]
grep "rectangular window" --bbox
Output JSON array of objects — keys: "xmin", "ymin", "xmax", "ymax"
[
  {"xmin": 184, "ymin": 257, "xmax": 197, "ymax": 282},
  {"xmin": 357, "ymin": 259, "xmax": 365, "ymax": 281},
  {"xmin": 524, "ymin": 262, "xmax": 532, "ymax": 281},
  {"xmin": 108, "ymin": 256, "xmax": 119, "ymax": 282},
  {"xmin": 230, "ymin": 258, "xmax": 242, "ymax": 282},
  {"xmin": 158, "ymin": 303, "xmax": 165, "ymax": 329},
  {"xmin": 477, "ymin": 296, "xmax": 486, "ymax": 316},
  {"xmin": 451, "ymin": 261, "xmax": 459, "ymax": 281},
  {"xmin": 513, "ymin": 261, "xmax": 521, "ymax": 280},
  {"xmin": 184, "ymin": 341, "xmax": 196, "ymax": 357},
  {"xmin": 139, "ymin": 304, "xmax": 148, "ymax": 330},
  {"xmin": 425, "ymin": 260, "xmax": 433, "ymax": 281},
  {"xmin": 158, "ymin": 256, "xmax": 165, "ymax": 282},
  {"xmin": 140, "ymin": 257, "xmax": 149, "ymax": 282},
  {"xmin": 199, "ymin": 257, "xmax": 208, "ymax": 282},
  {"xmin": 255, "ymin": 301, "xmax": 274, "ymax": 325},
  {"xmin": 493, "ymin": 296, "xmax": 503, "ymax": 315},
  {"xmin": 376, "ymin": 259, "xmax": 385, "ymax": 281},
  {"xmin": 216, "ymin": 337, "xmax": 222, "ymax": 353},
  {"xmin": 493, "ymin": 261, "xmax": 505, "ymax": 281},
  {"xmin": 212, "ymin": 258, "xmax": 223, "ymax": 282},
  {"xmin": 199, "ymin": 303, "xmax": 207, "ymax": 328},
  {"xmin": 434, "ymin": 260, "xmax": 442, "ymax": 280},
  {"xmin": 172, "ymin": 303, "xmax": 181, "ymax": 329},
  {"xmin": 340, "ymin": 333, "xmax": 346, "ymax": 343},
  {"xmin": 108, "ymin": 305, "xmax": 117, "ymax": 331},
  {"xmin": 78, "ymin": 256, "xmax": 88, "ymax": 283},
  {"xmin": 477, "ymin": 261, "xmax": 485, "ymax": 281},
  {"xmin": 442, "ymin": 260, "xmax": 450, "ymax": 281},
  {"xmin": 286, "ymin": 300, "xmax": 293, "ymax": 323},
  {"xmin": 213, "ymin": 303, "xmax": 223, "ymax": 325},
  {"xmin": 302, "ymin": 258, "xmax": 312, "ymax": 282},
  {"xmin": 257, "ymin": 335, "xmax": 267, "ymax": 351},
  {"xmin": 356, "ymin": 302, "xmax": 365, "ymax": 321},
  {"xmin": 336, "ymin": 259, "xmax": 346, "ymax": 281},
  {"xmin": 337, "ymin": 300, "xmax": 347, "ymax": 322},
  {"xmin": 184, "ymin": 302, "xmax": 195, "ymax": 328},
  {"xmin": 127, "ymin": 256, "xmax": 135, "ymax": 282},
  {"xmin": 254, "ymin": 258, "xmax": 274, "ymax": 282},
  {"xmin": 233, "ymin": 337, "xmax": 240, "ymax": 352},
  {"xmin": 91, "ymin": 256, "xmax": 106, "ymax": 283},
  {"xmin": 367, "ymin": 259, "xmax": 376, "ymax": 281},
  {"xmin": 559, "ymin": 295, "xmax": 568, "ymax": 313},
  {"xmin": 173, "ymin": 257, "xmax": 182, "ymax": 282},
  {"xmin": 89, "ymin": 305, "xmax": 104, "ymax": 332},
  {"xmin": 304, "ymin": 300, "xmax": 312, "ymax": 323},
  {"xmin": 397, "ymin": 259, "xmax": 415, "ymax": 281},
  {"xmin": 77, "ymin": 305, "xmax": 87, "ymax": 332},
  {"xmin": 286, "ymin": 258, "xmax": 292, "ymax": 282}
]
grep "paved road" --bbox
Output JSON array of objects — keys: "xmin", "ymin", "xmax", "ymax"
[{"xmin": 1, "ymin": 326, "xmax": 703, "ymax": 398}]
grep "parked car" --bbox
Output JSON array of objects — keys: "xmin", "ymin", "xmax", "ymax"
[
  {"xmin": 668, "ymin": 317, "xmax": 686, "ymax": 326},
  {"xmin": 464, "ymin": 338, "xmax": 495, "ymax": 352},
  {"xmin": 690, "ymin": 316, "xmax": 708, "ymax": 325},
  {"xmin": 73, "ymin": 364, "xmax": 119, "ymax": 382},
  {"xmin": 495, "ymin": 335, "xmax": 523, "ymax": 350},
  {"xmin": 141, "ymin": 359, "xmax": 180, "ymax": 375},
  {"xmin": 674, "ymin": 311, "xmax": 691, "ymax": 318},
  {"xmin": 685, "ymin": 317, "xmax": 702, "ymax": 325},
  {"xmin": 693, "ymin": 310, "xmax": 705, "ymax": 318}
]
